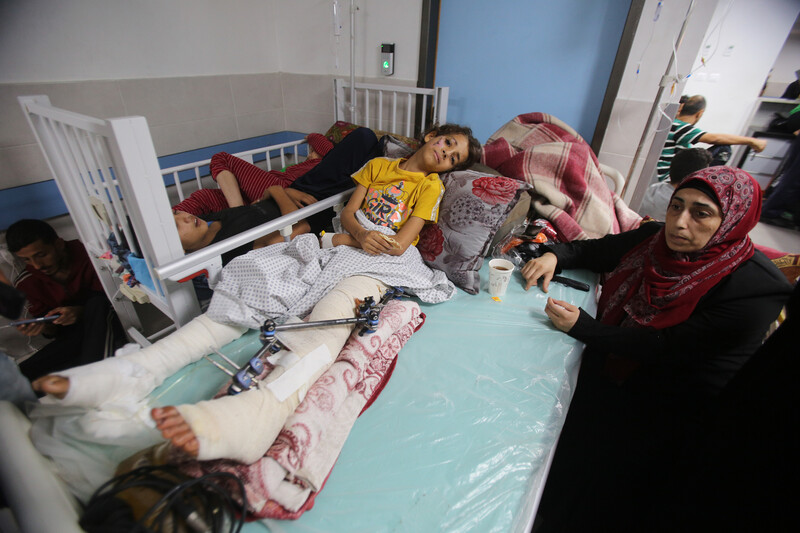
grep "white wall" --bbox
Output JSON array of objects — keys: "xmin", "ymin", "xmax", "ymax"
[
  {"xmin": 598, "ymin": 0, "xmax": 800, "ymax": 207},
  {"xmin": 275, "ymin": 0, "xmax": 422, "ymax": 81},
  {"xmin": 0, "ymin": 0, "xmax": 282, "ymax": 82},
  {"xmin": 763, "ymin": 17, "xmax": 800, "ymax": 96},
  {"xmin": 0, "ymin": 0, "xmax": 425, "ymax": 190},
  {"xmin": 0, "ymin": 0, "xmax": 422, "ymax": 83},
  {"xmin": 683, "ymin": 0, "xmax": 800, "ymax": 135}
]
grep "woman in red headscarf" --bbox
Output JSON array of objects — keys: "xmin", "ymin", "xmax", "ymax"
[{"xmin": 523, "ymin": 167, "xmax": 792, "ymax": 532}]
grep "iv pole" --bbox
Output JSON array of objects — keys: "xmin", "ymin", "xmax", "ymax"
[
  {"xmin": 623, "ymin": 0, "xmax": 696, "ymax": 198},
  {"xmin": 349, "ymin": 0, "xmax": 356, "ymax": 122}
]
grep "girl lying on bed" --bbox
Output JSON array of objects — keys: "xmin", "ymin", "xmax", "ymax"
[{"xmin": 33, "ymin": 124, "xmax": 481, "ymax": 465}]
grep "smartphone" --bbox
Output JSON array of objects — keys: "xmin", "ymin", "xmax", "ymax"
[
  {"xmin": 6, "ymin": 314, "xmax": 61, "ymax": 327},
  {"xmin": 552, "ymin": 276, "xmax": 590, "ymax": 292}
]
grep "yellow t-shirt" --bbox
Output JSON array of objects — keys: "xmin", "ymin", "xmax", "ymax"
[{"xmin": 351, "ymin": 157, "xmax": 444, "ymax": 244}]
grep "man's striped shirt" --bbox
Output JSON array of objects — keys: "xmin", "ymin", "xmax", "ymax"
[{"xmin": 657, "ymin": 119, "xmax": 706, "ymax": 181}]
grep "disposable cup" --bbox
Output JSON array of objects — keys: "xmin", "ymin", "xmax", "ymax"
[{"xmin": 488, "ymin": 258, "xmax": 515, "ymax": 297}]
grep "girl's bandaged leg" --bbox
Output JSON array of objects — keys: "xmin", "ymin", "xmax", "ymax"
[
  {"xmin": 50, "ymin": 314, "xmax": 245, "ymax": 408},
  {"xmin": 281, "ymin": 275, "xmax": 390, "ymax": 371},
  {"xmin": 176, "ymin": 276, "xmax": 388, "ymax": 464}
]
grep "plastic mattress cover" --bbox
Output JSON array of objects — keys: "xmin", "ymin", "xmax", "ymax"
[{"xmin": 30, "ymin": 263, "xmax": 597, "ymax": 533}]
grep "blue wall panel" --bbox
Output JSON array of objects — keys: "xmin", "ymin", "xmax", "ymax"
[
  {"xmin": 436, "ymin": 0, "xmax": 631, "ymax": 144},
  {"xmin": 0, "ymin": 131, "xmax": 305, "ymax": 231}
]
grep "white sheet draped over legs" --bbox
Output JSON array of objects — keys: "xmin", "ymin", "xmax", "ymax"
[
  {"xmin": 176, "ymin": 276, "xmax": 388, "ymax": 464},
  {"xmin": 207, "ymin": 213, "xmax": 454, "ymax": 329}
]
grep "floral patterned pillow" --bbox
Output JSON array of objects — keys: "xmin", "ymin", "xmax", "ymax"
[{"xmin": 417, "ymin": 170, "xmax": 529, "ymax": 294}]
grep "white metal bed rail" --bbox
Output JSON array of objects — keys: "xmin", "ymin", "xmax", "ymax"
[
  {"xmin": 334, "ymin": 79, "xmax": 449, "ymax": 138},
  {"xmin": 154, "ymin": 189, "xmax": 354, "ymax": 285},
  {"xmin": 18, "ymin": 95, "xmax": 200, "ymax": 333},
  {"xmin": 162, "ymin": 138, "xmax": 309, "ymax": 203}
]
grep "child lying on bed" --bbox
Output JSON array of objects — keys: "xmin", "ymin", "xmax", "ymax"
[
  {"xmin": 33, "ymin": 124, "xmax": 481, "ymax": 465},
  {"xmin": 174, "ymin": 127, "xmax": 381, "ymax": 265},
  {"xmin": 172, "ymin": 133, "xmax": 335, "ymax": 216}
]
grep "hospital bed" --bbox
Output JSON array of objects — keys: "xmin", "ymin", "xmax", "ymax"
[
  {"xmin": 0, "ymin": 264, "xmax": 596, "ymax": 533},
  {"xmin": 3, "ymin": 80, "xmax": 601, "ymax": 532},
  {"xmin": 17, "ymin": 79, "xmax": 448, "ymax": 345}
]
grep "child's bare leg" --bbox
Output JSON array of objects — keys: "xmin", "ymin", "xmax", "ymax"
[
  {"xmin": 216, "ymin": 170, "xmax": 245, "ymax": 208},
  {"xmin": 151, "ymin": 407, "xmax": 200, "ymax": 457},
  {"xmin": 31, "ymin": 375, "xmax": 70, "ymax": 399}
]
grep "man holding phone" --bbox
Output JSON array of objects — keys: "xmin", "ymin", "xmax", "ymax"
[{"xmin": 5, "ymin": 219, "xmax": 124, "ymax": 380}]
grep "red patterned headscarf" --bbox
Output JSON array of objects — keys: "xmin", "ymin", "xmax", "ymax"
[{"xmin": 598, "ymin": 167, "xmax": 761, "ymax": 329}]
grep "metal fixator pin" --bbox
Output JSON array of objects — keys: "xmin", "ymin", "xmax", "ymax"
[{"xmin": 217, "ymin": 287, "xmax": 407, "ymax": 395}]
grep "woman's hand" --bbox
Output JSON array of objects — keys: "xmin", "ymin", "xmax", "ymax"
[
  {"xmin": 522, "ymin": 252, "xmax": 558, "ymax": 292},
  {"xmin": 545, "ymin": 297, "xmax": 580, "ymax": 332}
]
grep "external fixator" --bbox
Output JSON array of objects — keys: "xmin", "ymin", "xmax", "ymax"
[
  {"xmin": 202, "ymin": 348, "xmax": 266, "ymax": 394},
  {"xmin": 222, "ymin": 286, "xmax": 406, "ymax": 395}
]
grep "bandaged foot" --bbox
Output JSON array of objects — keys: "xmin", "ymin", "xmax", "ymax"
[
  {"xmin": 151, "ymin": 406, "xmax": 200, "ymax": 458},
  {"xmin": 34, "ymin": 314, "xmax": 245, "ymax": 408}
]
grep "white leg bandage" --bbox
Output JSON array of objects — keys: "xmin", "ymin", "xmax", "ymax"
[
  {"xmin": 177, "ymin": 276, "xmax": 388, "ymax": 464},
  {"xmin": 53, "ymin": 314, "xmax": 245, "ymax": 408}
]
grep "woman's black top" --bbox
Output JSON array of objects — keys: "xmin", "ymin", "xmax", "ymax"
[{"xmin": 545, "ymin": 222, "xmax": 792, "ymax": 398}]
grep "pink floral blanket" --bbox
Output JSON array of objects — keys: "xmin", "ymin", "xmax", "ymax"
[
  {"xmin": 177, "ymin": 299, "xmax": 425, "ymax": 519},
  {"xmin": 483, "ymin": 112, "xmax": 641, "ymax": 241}
]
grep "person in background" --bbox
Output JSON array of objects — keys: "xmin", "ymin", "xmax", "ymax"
[
  {"xmin": 657, "ymin": 95, "xmax": 767, "ymax": 181},
  {"xmin": 638, "ymin": 147, "xmax": 712, "ymax": 220},
  {"xmin": 761, "ymin": 103, "xmax": 800, "ymax": 230},
  {"xmin": 5, "ymin": 219, "xmax": 124, "ymax": 380},
  {"xmin": 0, "ymin": 280, "xmax": 37, "ymax": 409},
  {"xmin": 780, "ymin": 69, "xmax": 800, "ymax": 100},
  {"xmin": 523, "ymin": 167, "xmax": 791, "ymax": 531}
]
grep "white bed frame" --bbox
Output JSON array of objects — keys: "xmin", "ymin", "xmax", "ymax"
[{"xmin": 18, "ymin": 79, "xmax": 447, "ymax": 346}]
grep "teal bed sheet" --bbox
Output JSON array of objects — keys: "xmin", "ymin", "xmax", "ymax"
[{"xmin": 150, "ymin": 263, "xmax": 597, "ymax": 533}]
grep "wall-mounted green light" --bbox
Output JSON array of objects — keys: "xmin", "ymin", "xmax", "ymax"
[{"xmin": 381, "ymin": 43, "xmax": 394, "ymax": 76}]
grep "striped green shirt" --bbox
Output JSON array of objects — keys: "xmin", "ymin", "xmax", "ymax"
[{"xmin": 657, "ymin": 119, "xmax": 706, "ymax": 181}]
